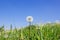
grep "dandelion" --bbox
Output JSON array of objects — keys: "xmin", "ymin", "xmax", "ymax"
[
  {"xmin": 26, "ymin": 16, "xmax": 34, "ymax": 40},
  {"xmin": 26, "ymin": 16, "xmax": 33, "ymax": 25}
]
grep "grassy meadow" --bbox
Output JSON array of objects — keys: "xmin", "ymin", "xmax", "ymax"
[{"xmin": 0, "ymin": 23, "xmax": 60, "ymax": 40}]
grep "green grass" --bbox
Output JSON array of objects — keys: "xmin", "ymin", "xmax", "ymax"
[{"xmin": 0, "ymin": 23, "xmax": 60, "ymax": 40}]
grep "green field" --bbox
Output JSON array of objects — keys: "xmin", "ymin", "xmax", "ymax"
[{"xmin": 0, "ymin": 23, "xmax": 60, "ymax": 40}]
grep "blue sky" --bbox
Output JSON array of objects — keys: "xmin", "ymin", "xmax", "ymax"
[{"xmin": 0, "ymin": 0, "xmax": 60, "ymax": 29}]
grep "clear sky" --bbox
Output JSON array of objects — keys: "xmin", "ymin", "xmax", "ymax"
[{"xmin": 0, "ymin": 0, "xmax": 60, "ymax": 29}]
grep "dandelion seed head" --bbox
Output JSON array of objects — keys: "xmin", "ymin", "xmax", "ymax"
[{"xmin": 26, "ymin": 16, "xmax": 33, "ymax": 22}]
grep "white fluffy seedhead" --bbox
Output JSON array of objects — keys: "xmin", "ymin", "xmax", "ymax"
[{"xmin": 26, "ymin": 16, "xmax": 33, "ymax": 22}]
